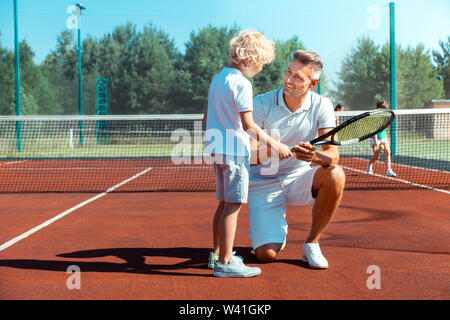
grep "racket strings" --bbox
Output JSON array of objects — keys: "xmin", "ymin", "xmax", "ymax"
[{"xmin": 335, "ymin": 114, "xmax": 392, "ymax": 143}]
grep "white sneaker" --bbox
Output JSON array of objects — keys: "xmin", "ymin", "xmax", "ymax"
[
  {"xmin": 386, "ymin": 168, "xmax": 396, "ymax": 177},
  {"xmin": 213, "ymin": 256, "xmax": 261, "ymax": 278},
  {"xmin": 367, "ymin": 163, "xmax": 373, "ymax": 174},
  {"xmin": 208, "ymin": 251, "xmax": 243, "ymax": 269},
  {"xmin": 301, "ymin": 243, "xmax": 328, "ymax": 269}
]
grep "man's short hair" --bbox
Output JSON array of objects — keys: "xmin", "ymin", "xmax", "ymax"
[
  {"xmin": 229, "ymin": 30, "xmax": 275, "ymax": 67},
  {"xmin": 293, "ymin": 50, "xmax": 323, "ymax": 80}
]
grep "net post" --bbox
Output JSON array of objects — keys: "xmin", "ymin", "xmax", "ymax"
[
  {"xmin": 77, "ymin": 16, "xmax": 84, "ymax": 145},
  {"xmin": 317, "ymin": 77, "xmax": 321, "ymax": 95},
  {"xmin": 389, "ymin": 1, "xmax": 397, "ymax": 155},
  {"xmin": 13, "ymin": 0, "xmax": 21, "ymax": 152}
]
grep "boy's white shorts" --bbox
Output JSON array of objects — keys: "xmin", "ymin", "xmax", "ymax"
[{"xmin": 213, "ymin": 155, "xmax": 249, "ymax": 204}]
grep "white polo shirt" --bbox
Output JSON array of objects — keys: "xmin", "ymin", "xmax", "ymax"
[
  {"xmin": 250, "ymin": 88, "xmax": 336, "ymax": 179},
  {"xmin": 204, "ymin": 68, "xmax": 253, "ymax": 157}
]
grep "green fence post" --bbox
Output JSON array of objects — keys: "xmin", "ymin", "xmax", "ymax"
[{"xmin": 390, "ymin": 2, "xmax": 397, "ymax": 155}]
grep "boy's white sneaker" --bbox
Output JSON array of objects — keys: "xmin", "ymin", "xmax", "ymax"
[
  {"xmin": 208, "ymin": 251, "xmax": 243, "ymax": 269},
  {"xmin": 301, "ymin": 243, "xmax": 329, "ymax": 269},
  {"xmin": 213, "ymin": 256, "xmax": 261, "ymax": 278}
]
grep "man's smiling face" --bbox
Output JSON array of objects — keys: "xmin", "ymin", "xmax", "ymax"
[{"xmin": 283, "ymin": 60, "xmax": 316, "ymax": 98}]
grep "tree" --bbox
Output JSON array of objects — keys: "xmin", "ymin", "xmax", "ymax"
[
  {"xmin": 95, "ymin": 23, "xmax": 179, "ymax": 114},
  {"xmin": 0, "ymin": 33, "xmax": 15, "ymax": 115},
  {"xmin": 396, "ymin": 44, "xmax": 444, "ymax": 108},
  {"xmin": 253, "ymin": 36, "xmax": 306, "ymax": 95},
  {"xmin": 0, "ymin": 34, "xmax": 60, "ymax": 115},
  {"xmin": 331, "ymin": 36, "xmax": 385, "ymax": 110},
  {"xmin": 433, "ymin": 36, "xmax": 450, "ymax": 99},
  {"xmin": 331, "ymin": 36, "xmax": 444, "ymax": 110},
  {"xmin": 181, "ymin": 25, "xmax": 240, "ymax": 113},
  {"xmin": 41, "ymin": 23, "xmax": 179, "ymax": 115},
  {"xmin": 41, "ymin": 30, "xmax": 78, "ymax": 114}
]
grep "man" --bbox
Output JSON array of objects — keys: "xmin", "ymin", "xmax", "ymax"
[{"xmin": 248, "ymin": 50, "xmax": 345, "ymax": 269}]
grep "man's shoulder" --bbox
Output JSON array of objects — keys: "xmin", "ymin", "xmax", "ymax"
[
  {"xmin": 310, "ymin": 91, "xmax": 333, "ymax": 108},
  {"xmin": 254, "ymin": 88, "xmax": 280, "ymax": 106},
  {"xmin": 255, "ymin": 88, "xmax": 280, "ymax": 99}
]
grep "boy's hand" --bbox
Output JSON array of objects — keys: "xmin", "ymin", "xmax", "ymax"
[{"xmin": 277, "ymin": 142, "xmax": 293, "ymax": 159}]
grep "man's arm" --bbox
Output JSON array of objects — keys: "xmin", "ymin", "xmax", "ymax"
[{"xmin": 292, "ymin": 128, "xmax": 339, "ymax": 167}]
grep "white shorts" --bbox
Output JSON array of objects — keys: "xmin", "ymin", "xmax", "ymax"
[
  {"xmin": 213, "ymin": 155, "xmax": 249, "ymax": 204},
  {"xmin": 248, "ymin": 165, "xmax": 319, "ymax": 250},
  {"xmin": 370, "ymin": 137, "xmax": 389, "ymax": 146}
]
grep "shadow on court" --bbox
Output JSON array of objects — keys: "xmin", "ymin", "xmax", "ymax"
[{"xmin": 0, "ymin": 246, "xmax": 267, "ymax": 277}]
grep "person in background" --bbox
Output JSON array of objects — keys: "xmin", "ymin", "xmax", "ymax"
[
  {"xmin": 334, "ymin": 104, "xmax": 344, "ymax": 112},
  {"xmin": 367, "ymin": 100, "xmax": 397, "ymax": 177},
  {"xmin": 334, "ymin": 104, "xmax": 344, "ymax": 126}
]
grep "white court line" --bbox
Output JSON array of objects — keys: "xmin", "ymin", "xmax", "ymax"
[
  {"xmin": 1, "ymin": 166, "xmax": 212, "ymax": 171},
  {"xmin": 342, "ymin": 165, "xmax": 450, "ymax": 195},
  {"xmin": 0, "ymin": 160, "xmax": 27, "ymax": 166},
  {"xmin": 350, "ymin": 156, "xmax": 450, "ymax": 175},
  {"xmin": 0, "ymin": 167, "xmax": 153, "ymax": 252}
]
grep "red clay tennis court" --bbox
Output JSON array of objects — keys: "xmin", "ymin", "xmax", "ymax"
[
  {"xmin": 0, "ymin": 163, "xmax": 448, "ymax": 300},
  {"xmin": 0, "ymin": 112, "xmax": 449, "ymax": 302}
]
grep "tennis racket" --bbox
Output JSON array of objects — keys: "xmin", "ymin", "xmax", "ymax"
[{"xmin": 290, "ymin": 109, "xmax": 395, "ymax": 151}]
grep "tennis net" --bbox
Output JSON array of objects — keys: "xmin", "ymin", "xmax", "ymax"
[{"xmin": 0, "ymin": 109, "xmax": 449, "ymax": 193}]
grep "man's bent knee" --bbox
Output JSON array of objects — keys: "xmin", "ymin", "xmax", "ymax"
[
  {"xmin": 316, "ymin": 164, "xmax": 345, "ymax": 185},
  {"xmin": 254, "ymin": 243, "xmax": 282, "ymax": 262}
]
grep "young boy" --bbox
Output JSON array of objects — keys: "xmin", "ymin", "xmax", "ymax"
[
  {"xmin": 367, "ymin": 100, "xmax": 396, "ymax": 177},
  {"xmin": 204, "ymin": 30, "xmax": 292, "ymax": 277}
]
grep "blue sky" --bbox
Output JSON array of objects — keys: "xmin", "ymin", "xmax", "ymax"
[{"xmin": 1, "ymin": 0, "xmax": 449, "ymax": 89}]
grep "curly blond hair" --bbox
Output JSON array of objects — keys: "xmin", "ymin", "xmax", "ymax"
[{"xmin": 229, "ymin": 30, "xmax": 275, "ymax": 67}]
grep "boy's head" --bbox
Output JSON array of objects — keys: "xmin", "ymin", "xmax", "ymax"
[
  {"xmin": 229, "ymin": 30, "xmax": 275, "ymax": 70},
  {"xmin": 376, "ymin": 100, "xmax": 390, "ymax": 109}
]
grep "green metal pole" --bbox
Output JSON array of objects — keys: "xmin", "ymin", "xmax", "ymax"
[
  {"xmin": 78, "ymin": 26, "xmax": 83, "ymax": 145},
  {"xmin": 317, "ymin": 77, "xmax": 321, "ymax": 95},
  {"xmin": 389, "ymin": 2, "xmax": 397, "ymax": 155},
  {"xmin": 13, "ymin": 0, "xmax": 21, "ymax": 152}
]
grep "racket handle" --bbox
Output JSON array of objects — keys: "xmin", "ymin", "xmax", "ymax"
[{"xmin": 290, "ymin": 142, "xmax": 327, "ymax": 152}]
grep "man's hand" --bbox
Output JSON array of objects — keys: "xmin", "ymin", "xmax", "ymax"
[{"xmin": 292, "ymin": 142, "xmax": 316, "ymax": 162}]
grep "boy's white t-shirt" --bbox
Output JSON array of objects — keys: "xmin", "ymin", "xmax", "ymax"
[{"xmin": 204, "ymin": 68, "xmax": 253, "ymax": 157}]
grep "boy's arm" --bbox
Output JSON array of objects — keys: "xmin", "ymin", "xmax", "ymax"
[{"xmin": 240, "ymin": 111, "xmax": 292, "ymax": 159}]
